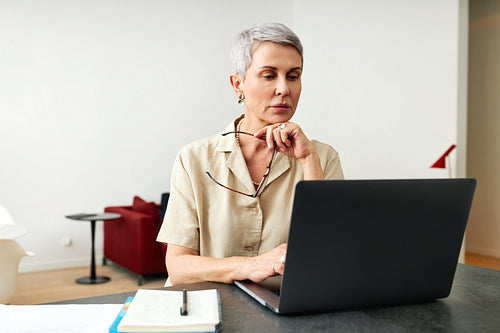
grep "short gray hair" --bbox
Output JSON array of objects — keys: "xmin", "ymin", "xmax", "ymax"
[{"xmin": 230, "ymin": 23, "xmax": 303, "ymax": 78}]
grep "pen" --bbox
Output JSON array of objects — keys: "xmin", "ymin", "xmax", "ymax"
[{"xmin": 180, "ymin": 289, "xmax": 188, "ymax": 316}]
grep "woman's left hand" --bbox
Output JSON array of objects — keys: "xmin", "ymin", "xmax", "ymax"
[
  {"xmin": 254, "ymin": 122, "xmax": 325, "ymax": 180},
  {"xmin": 254, "ymin": 122, "xmax": 314, "ymax": 161}
]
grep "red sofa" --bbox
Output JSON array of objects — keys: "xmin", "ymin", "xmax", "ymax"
[{"xmin": 103, "ymin": 195, "xmax": 168, "ymax": 285}]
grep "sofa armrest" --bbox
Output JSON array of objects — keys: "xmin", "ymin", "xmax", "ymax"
[{"xmin": 104, "ymin": 206, "xmax": 166, "ymax": 275}]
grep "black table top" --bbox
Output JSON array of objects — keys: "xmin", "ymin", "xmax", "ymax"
[
  {"xmin": 50, "ymin": 264, "xmax": 500, "ymax": 332},
  {"xmin": 65, "ymin": 213, "xmax": 121, "ymax": 221}
]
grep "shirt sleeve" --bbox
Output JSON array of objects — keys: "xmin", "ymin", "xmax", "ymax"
[
  {"xmin": 156, "ymin": 150, "xmax": 200, "ymax": 252},
  {"xmin": 312, "ymin": 140, "xmax": 344, "ymax": 180},
  {"xmin": 324, "ymin": 146, "xmax": 344, "ymax": 180}
]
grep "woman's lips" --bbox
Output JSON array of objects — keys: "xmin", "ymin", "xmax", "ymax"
[{"xmin": 270, "ymin": 104, "xmax": 291, "ymax": 111}]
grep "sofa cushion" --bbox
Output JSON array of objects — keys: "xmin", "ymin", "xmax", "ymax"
[{"xmin": 132, "ymin": 196, "xmax": 160, "ymax": 225}]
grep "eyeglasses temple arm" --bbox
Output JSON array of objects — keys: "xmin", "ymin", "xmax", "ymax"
[
  {"xmin": 221, "ymin": 131, "xmax": 254, "ymax": 137},
  {"xmin": 205, "ymin": 171, "xmax": 256, "ymax": 198}
]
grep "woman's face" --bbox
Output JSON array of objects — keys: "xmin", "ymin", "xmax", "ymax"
[{"xmin": 239, "ymin": 42, "xmax": 302, "ymax": 127}]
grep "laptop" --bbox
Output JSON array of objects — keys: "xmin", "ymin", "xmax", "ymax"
[{"xmin": 235, "ymin": 179, "xmax": 476, "ymax": 315}]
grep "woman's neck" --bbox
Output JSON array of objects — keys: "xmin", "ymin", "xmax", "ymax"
[
  {"xmin": 237, "ymin": 117, "xmax": 268, "ymax": 153},
  {"xmin": 239, "ymin": 114, "xmax": 270, "ymax": 134}
]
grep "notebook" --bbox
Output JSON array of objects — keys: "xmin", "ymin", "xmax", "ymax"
[
  {"xmin": 116, "ymin": 289, "xmax": 221, "ymax": 332},
  {"xmin": 235, "ymin": 179, "xmax": 476, "ymax": 315}
]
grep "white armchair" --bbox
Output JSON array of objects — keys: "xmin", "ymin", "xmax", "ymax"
[
  {"xmin": 0, "ymin": 205, "xmax": 34, "ymax": 304},
  {"xmin": 0, "ymin": 239, "xmax": 32, "ymax": 304}
]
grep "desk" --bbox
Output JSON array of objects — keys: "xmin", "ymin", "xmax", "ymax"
[
  {"xmin": 65, "ymin": 213, "xmax": 121, "ymax": 284},
  {"xmin": 51, "ymin": 264, "xmax": 500, "ymax": 332}
]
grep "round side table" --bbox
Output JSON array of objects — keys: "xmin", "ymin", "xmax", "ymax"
[{"xmin": 65, "ymin": 213, "xmax": 121, "ymax": 284}]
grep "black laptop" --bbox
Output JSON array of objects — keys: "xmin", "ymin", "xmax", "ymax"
[{"xmin": 235, "ymin": 179, "xmax": 476, "ymax": 314}]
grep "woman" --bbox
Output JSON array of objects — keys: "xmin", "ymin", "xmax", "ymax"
[{"xmin": 157, "ymin": 23, "xmax": 343, "ymax": 287}]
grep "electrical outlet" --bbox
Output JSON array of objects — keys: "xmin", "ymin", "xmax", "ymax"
[{"xmin": 61, "ymin": 237, "xmax": 72, "ymax": 247}]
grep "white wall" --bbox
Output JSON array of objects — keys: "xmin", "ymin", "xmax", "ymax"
[
  {"xmin": 0, "ymin": 0, "xmax": 465, "ymax": 272},
  {"xmin": 466, "ymin": 0, "xmax": 500, "ymax": 258},
  {"xmin": 292, "ymin": 0, "xmax": 462, "ymax": 179}
]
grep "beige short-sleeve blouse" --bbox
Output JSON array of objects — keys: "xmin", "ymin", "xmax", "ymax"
[{"xmin": 157, "ymin": 117, "xmax": 344, "ymax": 262}]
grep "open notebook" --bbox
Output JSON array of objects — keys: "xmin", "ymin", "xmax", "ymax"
[{"xmin": 116, "ymin": 289, "xmax": 221, "ymax": 332}]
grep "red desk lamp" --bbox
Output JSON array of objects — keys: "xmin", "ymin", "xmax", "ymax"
[{"xmin": 431, "ymin": 144, "xmax": 456, "ymax": 178}]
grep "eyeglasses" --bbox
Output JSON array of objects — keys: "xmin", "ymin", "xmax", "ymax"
[{"xmin": 206, "ymin": 131, "xmax": 276, "ymax": 198}]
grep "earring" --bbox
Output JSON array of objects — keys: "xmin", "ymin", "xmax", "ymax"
[{"xmin": 237, "ymin": 93, "xmax": 245, "ymax": 105}]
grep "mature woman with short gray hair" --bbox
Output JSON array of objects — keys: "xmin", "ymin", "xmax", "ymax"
[{"xmin": 157, "ymin": 23, "xmax": 343, "ymax": 287}]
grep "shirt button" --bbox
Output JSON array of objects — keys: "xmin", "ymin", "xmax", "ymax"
[{"xmin": 245, "ymin": 246, "xmax": 254, "ymax": 251}]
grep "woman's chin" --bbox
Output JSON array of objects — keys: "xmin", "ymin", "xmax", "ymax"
[
  {"xmin": 267, "ymin": 109, "xmax": 294, "ymax": 122},
  {"xmin": 245, "ymin": 109, "xmax": 294, "ymax": 126}
]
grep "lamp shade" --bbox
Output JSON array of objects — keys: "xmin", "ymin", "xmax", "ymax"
[
  {"xmin": 431, "ymin": 144, "xmax": 456, "ymax": 168},
  {"xmin": 0, "ymin": 206, "xmax": 27, "ymax": 239},
  {"xmin": 0, "ymin": 206, "xmax": 16, "ymax": 225}
]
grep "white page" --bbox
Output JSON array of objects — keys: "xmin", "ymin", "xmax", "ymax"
[
  {"xmin": 0, "ymin": 304, "xmax": 122, "ymax": 333},
  {"xmin": 118, "ymin": 289, "xmax": 219, "ymax": 331}
]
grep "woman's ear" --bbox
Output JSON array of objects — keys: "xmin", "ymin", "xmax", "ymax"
[{"xmin": 229, "ymin": 73, "xmax": 244, "ymax": 97}]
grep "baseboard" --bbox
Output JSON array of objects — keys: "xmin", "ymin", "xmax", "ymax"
[
  {"xmin": 18, "ymin": 255, "xmax": 103, "ymax": 273},
  {"xmin": 466, "ymin": 245, "xmax": 500, "ymax": 258}
]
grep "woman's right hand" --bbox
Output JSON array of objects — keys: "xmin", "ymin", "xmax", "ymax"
[
  {"xmin": 240, "ymin": 243, "xmax": 287, "ymax": 283},
  {"xmin": 166, "ymin": 243, "xmax": 287, "ymax": 285}
]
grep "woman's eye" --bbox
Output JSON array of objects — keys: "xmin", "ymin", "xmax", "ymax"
[{"xmin": 263, "ymin": 74, "xmax": 275, "ymax": 79}]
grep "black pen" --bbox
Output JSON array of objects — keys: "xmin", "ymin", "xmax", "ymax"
[{"xmin": 180, "ymin": 289, "xmax": 188, "ymax": 316}]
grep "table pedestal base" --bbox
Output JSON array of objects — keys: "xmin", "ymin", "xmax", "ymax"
[
  {"xmin": 76, "ymin": 276, "xmax": 111, "ymax": 284},
  {"xmin": 65, "ymin": 213, "xmax": 121, "ymax": 286}
]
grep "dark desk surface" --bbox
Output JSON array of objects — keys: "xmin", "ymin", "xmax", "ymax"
[{"xmin": 52, "ymin": 264, "xmax": 500, "ymax": 332}]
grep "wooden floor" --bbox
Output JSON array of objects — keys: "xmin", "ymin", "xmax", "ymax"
[
  {"xmin": 8, "ymin": 253, "xmax": 500, "ymax": 305},
  {"xmin": 9, "ymin": 262, "xmax": 166, "ymax": 305},
  {"xmin": 465, "ymin": 253, "xmax": 500, "ymax": 271}
]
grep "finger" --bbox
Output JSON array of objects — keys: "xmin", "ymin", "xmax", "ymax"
[
  {"xmin": 280, "ymin": 126, "xmax": 292, "ymax": 147},
  {"xmin": 279, "ymin": 254, "xmax": 286, "ymax": 263},
  {"xmin": 273, "ymin": 127, "xmax": 287, "ymax": 152},
  {"xmin": 273, "ymin": 262, "xmax": 285, "ymax": 275},
  {"xmin": 266, "ymin": 126, "xmax": 275, "ymax": 149},
  {"xmin": 253, "ymin": 128, "xmax": 267, "ymax": 141},
  {"xmin": 271, "ymin": 263, "xmax": 278, "ymax": 275}
]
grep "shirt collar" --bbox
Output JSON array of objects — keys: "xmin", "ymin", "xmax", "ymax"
[
  {"xmin": 216, "ymin": 115, "xmax": 243, "ymax": 152},
  {"xmin": 215, "ymin": 115, "xmax": 291, "ymax": 192}
]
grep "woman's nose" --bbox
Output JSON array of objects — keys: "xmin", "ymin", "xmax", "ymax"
[{"xmin": 275, "ymin": 76, "xmax": 290, "ymax": 96}]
